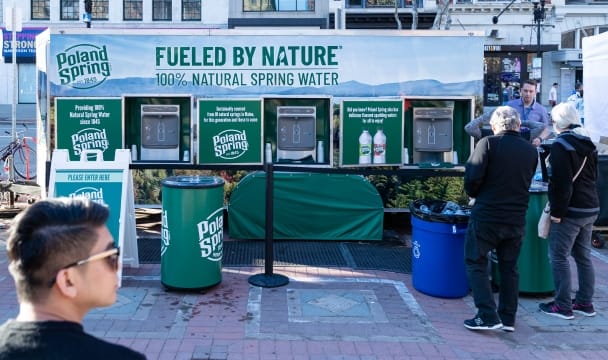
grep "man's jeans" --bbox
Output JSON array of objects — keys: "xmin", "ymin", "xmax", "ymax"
[
  {"xmin": 465, "ymin": 219, "xmax": 525, "ymax": 326},
  {"xmin": 548, "ymin": 214, "xmax": 598, "ymax": 310}
]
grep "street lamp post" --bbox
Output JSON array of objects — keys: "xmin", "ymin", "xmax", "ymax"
[{"xmin": 533, "ymin": 0, "xmax": 547, "ymax": 57}]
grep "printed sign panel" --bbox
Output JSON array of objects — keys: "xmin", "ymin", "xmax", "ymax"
[
  {"xmin": 198, "ymin": 99, "xmax": 263, "ymax": 164},
  {"xmin": 52, "ymin": 169, "xmax": 124, "ymax": 246},
  {"xmin": 55, "ymin": 98, "xmax": 123, "ymax": 161},
  {"xmin": 341, "ymin": 99, "xmax": 403, "ymax": 167},
  {"xmin": 46, "ymin": 32, "xmax": 484, "ymax": 98}
]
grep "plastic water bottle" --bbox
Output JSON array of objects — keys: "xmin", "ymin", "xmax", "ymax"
[
  {"xmin": 403, "ymin": 147, "xmax": 409, "ymax": 165},
  {"xmin": 265, "ymin": 143, "xmax": 272, "ymax": 164},
  {"xmin": 131, "ymin": 145, "xmax": 138, "ymax": 161},
  {"xmin": 359, "ymin": 130, "xmax": 372, "ymax": 164},
  {"xmin": 373, "ymin": 129, "xmax": 386, "ymax": 164},
  {"xmin": 317, "ymin": 140, "xmax": 324, "ymax": 163}
]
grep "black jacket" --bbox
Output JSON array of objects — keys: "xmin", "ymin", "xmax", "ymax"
[
  {"xmin": 548, "ymin": 132, "xmax": 599, "ymax": 219},
  {"xmin": 464, "ymin": 130, "xmax": 538, "ymax": 225}
]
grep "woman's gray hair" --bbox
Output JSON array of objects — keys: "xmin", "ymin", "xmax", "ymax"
[
  {"xmin": 489, "ymin": 106, "xmax": 521, "ymax": 131},
  {"xmin": 551, "ymin": 102, "xmax": 590, "ymax": 136}
]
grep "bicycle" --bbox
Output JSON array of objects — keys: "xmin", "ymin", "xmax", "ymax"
[{"xmin": 0, "ymin": 123, "xmax": 37, "ymax": 181}]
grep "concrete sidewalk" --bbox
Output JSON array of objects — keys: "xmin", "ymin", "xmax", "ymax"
[{"xmin": 2, "ymin": 218, "xmax": 608, "ymax": 359}]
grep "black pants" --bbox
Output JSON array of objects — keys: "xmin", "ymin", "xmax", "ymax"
[{"xmin": 464, "ymin": 219, "xmax": 524, "ymax": 326}]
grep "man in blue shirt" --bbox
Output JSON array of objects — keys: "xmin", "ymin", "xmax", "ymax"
[{"xmin": 466, "ymin": 79, "xmax": 550, "ymax": 147}]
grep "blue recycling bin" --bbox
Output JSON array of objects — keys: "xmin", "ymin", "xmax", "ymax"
[{"xmin": 410, "ymin": 200, "xmax": 469, "ymax": 298}]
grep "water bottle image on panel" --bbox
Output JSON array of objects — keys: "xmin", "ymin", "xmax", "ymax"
[
  {"xmin": 373, "ymin": 129, "xmax": 386, "ymax": 164},
  {"xmin": 359, "ymin": 130, "xmax": 372, "ymax": 164}
]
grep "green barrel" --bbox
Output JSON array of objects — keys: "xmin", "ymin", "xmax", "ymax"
[
  {"xmin": 161, "ymin": 176, "xmax": 225, "ymax": 290},
  {"xmin": 492, "ymin": 188, "xmax": 554, "ymax": 294},
  {"xmin": 518, "ymin": 189, "xmax": 554, "ymax": 293}
]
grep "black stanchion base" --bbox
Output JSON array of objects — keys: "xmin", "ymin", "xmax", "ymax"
[{"xmin": 248, "ymin": 273, "xmax": 289, "ymax": 288}]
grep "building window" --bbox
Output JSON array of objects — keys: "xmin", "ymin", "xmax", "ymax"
[
  {"xmin": 483, "ymin": 54, "xmax": 526, "ymax": 107},
  {"xmin": 153, "ymin": 0, "xmax": 172, "ymax": 20},
  {"xmin": 124, "ymin": 0, "xmax": 143, "ymax": 20},
  {"xmin": 60, "ymin": 0, "xmax": 79, "ymax": 20},
  {"xmin": 183, "ymin": 0, "xmax": 201, "ymax": 21},
  {"xmin": 31, "ymin": 0, "xmax": 50, "ymax": 20},
  {"xmin": 345, "ymin": 0, "xmax": 414, "ymax": 7},
  {"xmin": 578, "ymin": 27, "xmax": 595, "ymax": 49},
  {"xmin": 243, "ymin": 0, "xmax": 315, "ymax": 11},
  {"xmin": 561, "ymin": 31, "xmax": 575, "ymax": 49},
  {"xmin": 91, "ymin": 0, "xmax": 110, "ymax": 20}
]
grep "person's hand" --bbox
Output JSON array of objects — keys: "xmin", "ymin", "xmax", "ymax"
[{"xmin": 550, "ymin": 216, "xmax": 561, "ymax": 223}]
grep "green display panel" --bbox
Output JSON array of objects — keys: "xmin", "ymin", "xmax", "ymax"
[
  {"xmin": 198, "ymin": 99, "xmax": 263, "ymax": 164},
  {"xmin": 55, "ymin": 98, "xmax": 123, "ymax": 161},
  {"xmin": 52, "ymin": 169, "xmax": 125, "ymax": 246},
  {"xmin": 341, "ymin": 100, "xmax": 403, "ymax": 166}
]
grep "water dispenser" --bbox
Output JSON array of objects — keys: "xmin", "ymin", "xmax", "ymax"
[
  {"xmin": 276, "ymin": 106, "xmax": 317, "ymax": 163},
  {"xmin": 412, "ymin": 107, "xmax": 454, "ymax": 164},
  {"xmin": 140, "ymin": 104, "xmax": 180, "ymax": 161}
]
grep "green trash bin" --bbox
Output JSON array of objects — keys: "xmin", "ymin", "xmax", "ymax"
[
  {"xmin": 492, "ymin": 184, "xmax": 554, "ymax": 294},
  {"xmin": 161, "ymin": 176, "xmax": 225, "ymax": 290}
]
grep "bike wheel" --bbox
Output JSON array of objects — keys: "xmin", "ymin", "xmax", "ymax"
[{"xmin": 12, "ymin": 144, "xmax": 37, "ymax": 181}]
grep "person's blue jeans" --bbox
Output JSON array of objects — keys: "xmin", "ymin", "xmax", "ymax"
[
  {"xmin": 548, "ymin": 214, "xmax": 598, "ymax": 310},
  {"xmin": 465, "ymin": 219, "xmax": 525, "ymax": 326}
]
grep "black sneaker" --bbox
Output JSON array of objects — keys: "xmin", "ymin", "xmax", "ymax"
[
  {"xmin": 539, "ymin": 301, "xmax": 574, "ymax": 320},
  {"xmin": 464, "ymin": 316, "xmax": 503, "ymax": 330},
  {"xmin": 572, "ymin": 299, "xmax": 596, "ymax": 317}
]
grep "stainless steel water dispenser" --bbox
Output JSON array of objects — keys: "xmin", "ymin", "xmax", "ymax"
[
  {"xmin": 276, "ymin": 106, "xmax": 317, "ymax": 162},
  {"xmin": 140, "ymin": 104, "xmax": 180, "ymax": 161},
  {"xmin": 412, "ymin": 107, "xmax": 454, "ymax": 164}
]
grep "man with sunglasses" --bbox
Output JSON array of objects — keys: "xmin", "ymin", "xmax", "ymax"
[{"xmin": 0, "ymin": 197, "xmax": 145, "ymax": 359}]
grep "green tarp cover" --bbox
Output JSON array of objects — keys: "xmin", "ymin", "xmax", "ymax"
[{"xmin": 228, "ymin": 172, "xmax": 383, "ymax": 240}]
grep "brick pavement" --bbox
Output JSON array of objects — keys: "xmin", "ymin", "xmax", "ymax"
[{"xmin": 2, "ymin": 217, "xmax": 608, "ymax": 359}]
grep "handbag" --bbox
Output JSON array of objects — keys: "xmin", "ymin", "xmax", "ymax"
[
  {"xmin": 538, "ymin": 202, "xmax": 551, "ymax": 239},
  {"xmin": 538, "ymin": 156, "xmax": 588, "ymax": 238}
]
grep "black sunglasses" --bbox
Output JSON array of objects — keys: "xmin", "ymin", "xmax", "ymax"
[{"xmin": 48, "ymin": 246, "xmax": 120, "ymax": 287}]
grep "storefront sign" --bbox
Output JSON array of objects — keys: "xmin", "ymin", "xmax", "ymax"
[
  {"xmin": 2, "ymin": 27, "xmax": 46, "ymax": 61},
  {"xmin": 340, "ymin": 100, "xmax": 403, "ymax": 167},
  {"xmin": 55, "ymin": 98, "xmax": 123, "ymax": 161},
  {"xmin": 198, "ymin": 99, "xmax": 263, "ymax": 164}
]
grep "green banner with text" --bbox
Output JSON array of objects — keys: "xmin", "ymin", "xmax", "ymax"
[
  {"xmin": 55, "ymin": 98, "xmax": 123, "ymax": 161},
  {"xmin": 198, "ymin": 99, "xmax": 263, "ymax": 164},
  {"xmin": 52, "ymin": 169, "xmax": 124, "ymax": 246},
  {"xmin": 341, "ymin": 100, "xmax": 403, "ymax": 167}
]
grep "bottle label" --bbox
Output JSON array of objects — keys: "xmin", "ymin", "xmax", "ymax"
[
  {"xmin": 373, "ymin": 144, "xmax": 385, "ymax": 156},
  {"xmin": 359, "ymin": 144, "xmax": 371, "ymax": 156}
]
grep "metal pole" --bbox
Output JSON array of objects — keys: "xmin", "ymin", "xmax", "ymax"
[
  {"xmin": 263, "ymin": 161, "xmax": 274, "ymax": 276},
  {"xmin": 536, "ymin": 14, "xmax": 541, "ymax": 58},
  {"xmin": 10, "ymin": 2, "xmax": 17, "ymax": 182},
  {"xmin": 247, "ymin": 145, "xmax": 289, "ymax": 288}
]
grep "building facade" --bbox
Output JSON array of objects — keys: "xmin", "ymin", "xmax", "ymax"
[{"xmin": 1, "ymin": 0, "xmax": 606, "ymax": 108}]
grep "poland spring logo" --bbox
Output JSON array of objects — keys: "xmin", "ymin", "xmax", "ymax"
[
  {"xmin": 56, "ymin": 44, "xmax": 111, "ymax": 89},
  {"xmin": 213, "ymin": 129, "xmax": 249, "ymax": 160},
  {"xmin": 72, "ymin": 128, "xmax": 109, "ymax": 156},
  {"xmin": 196, "ymin": 208, "xmax": 223, "ymax": 261},
  {"xmin": 69, "ymin": 187, "xmax": 105, "ymax": 205}
]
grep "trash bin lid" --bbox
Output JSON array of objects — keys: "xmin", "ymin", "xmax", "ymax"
[
  {"xmin": 409, "ymin": 199, "xmax": 470, "ymax": 224},
  {"xmin": 161, "ymin": 176, "xmax": 224, "ymax": 189}
]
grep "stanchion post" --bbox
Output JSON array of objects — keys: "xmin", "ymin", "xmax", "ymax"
[{"xmin": 248, "ymin": 145, "xmax": 289, "ymax": 288}]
